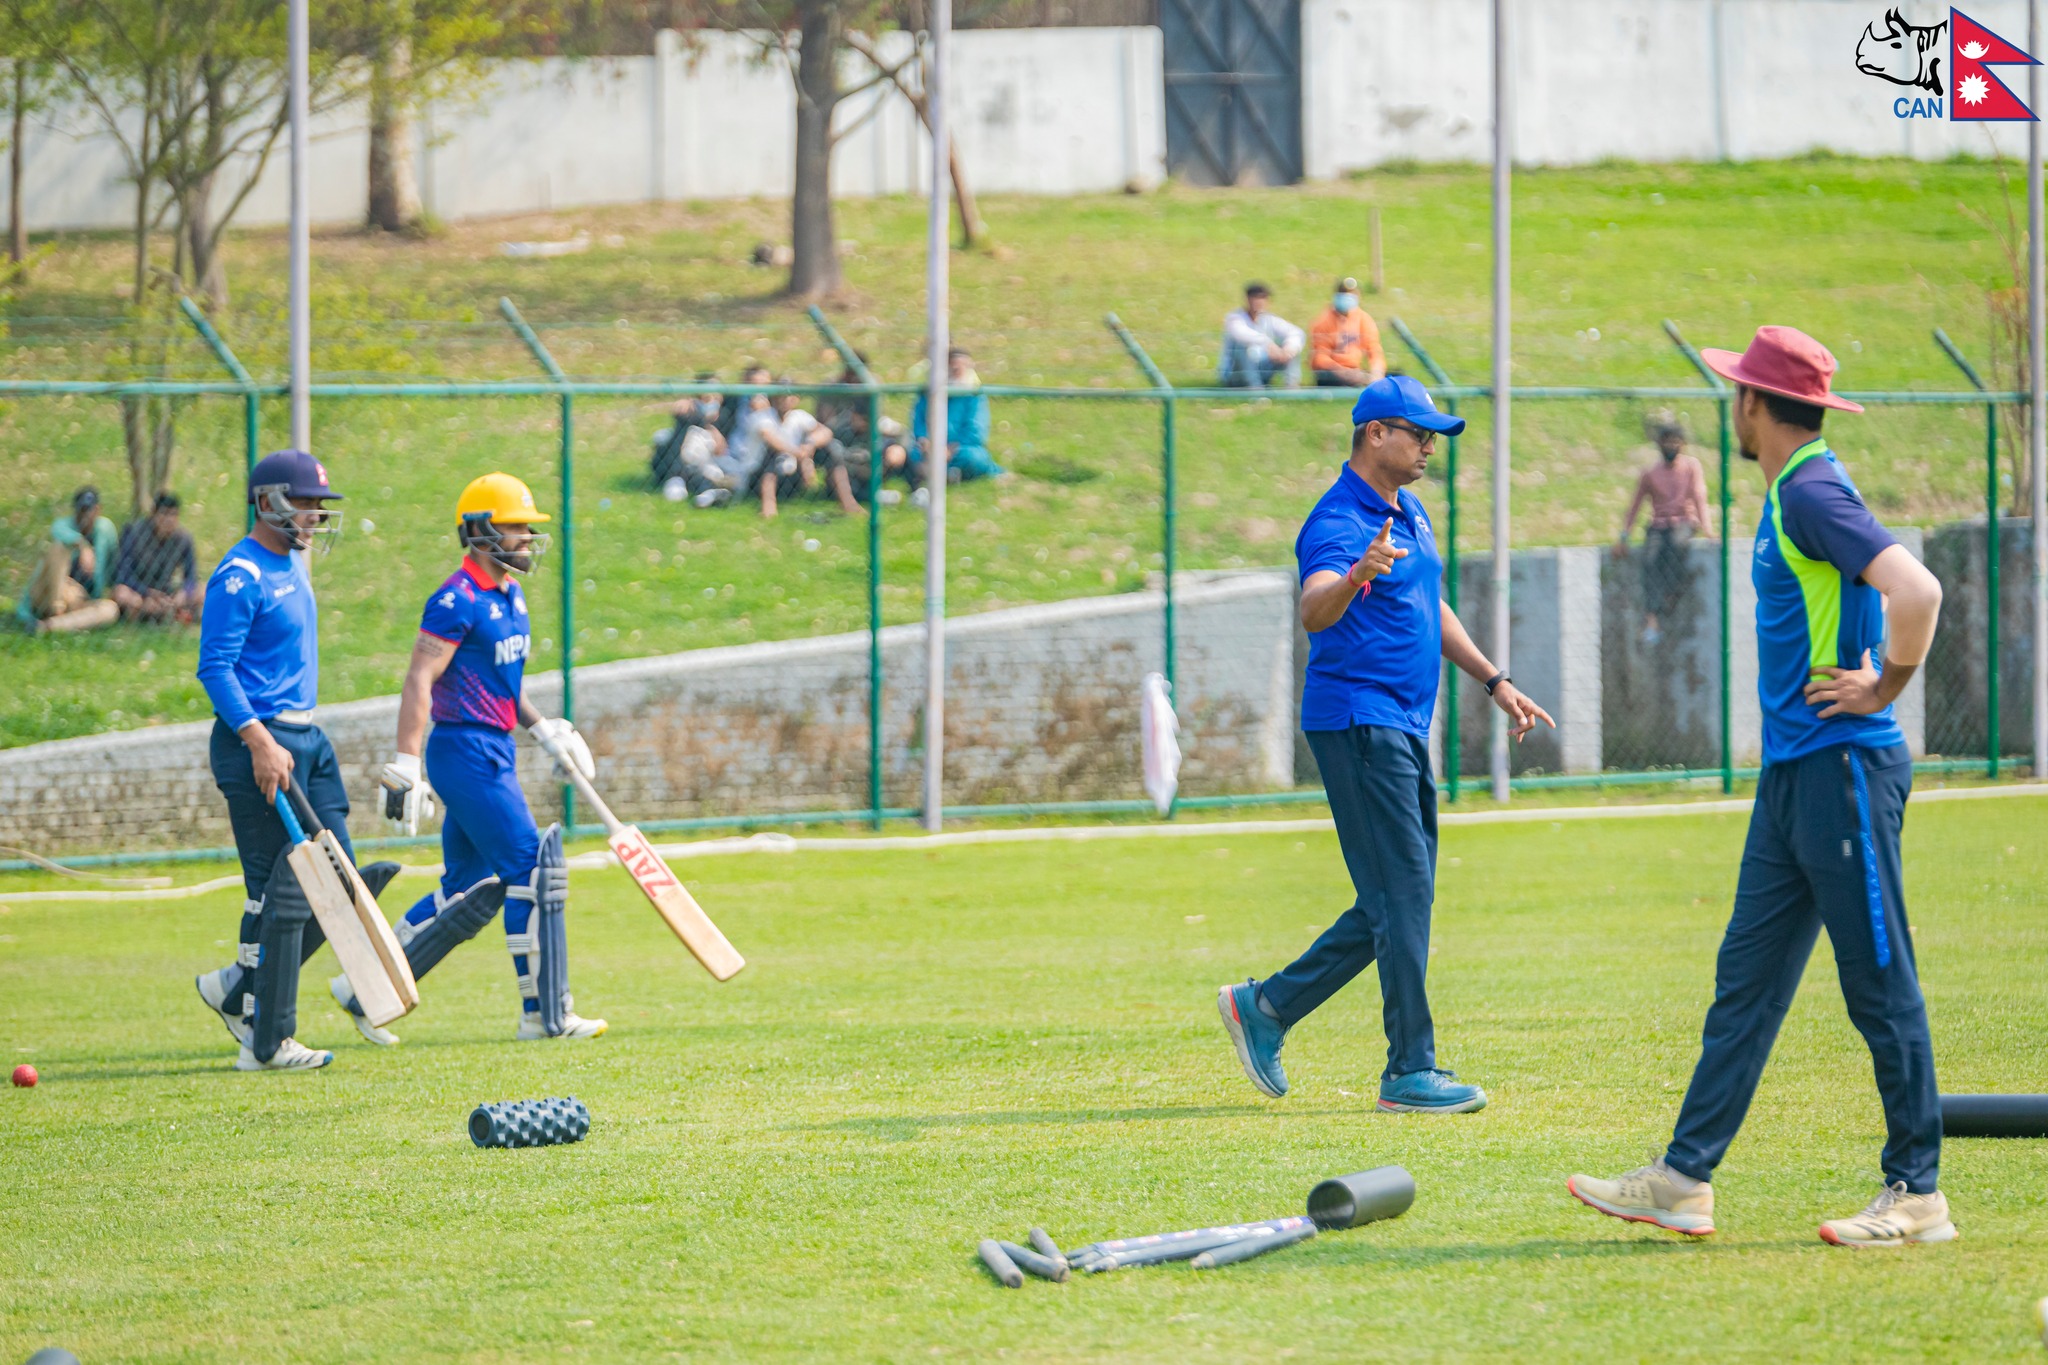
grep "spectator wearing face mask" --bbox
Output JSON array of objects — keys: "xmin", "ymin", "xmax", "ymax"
[{"xmin": 1310, "ymin": 277, "xmax": 1386, "ymax": 389}]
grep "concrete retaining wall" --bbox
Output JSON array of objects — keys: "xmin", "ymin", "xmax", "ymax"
[{"xmin": 0, "ymin": 572, "xmax": 1292, "ymax": 855}]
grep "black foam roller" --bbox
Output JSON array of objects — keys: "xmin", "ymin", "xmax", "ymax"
[
  {"xmin": 1306, "ymin": 1165, "xmax": 1415, "ymax": 1230},
  {"xmin": 469, "ymin": 1097, "xmax": 593, "ymax": 1149},
  {"xmin": 1940, "ymin": 1093, "xmax": 2048, "ymax": 1138}
]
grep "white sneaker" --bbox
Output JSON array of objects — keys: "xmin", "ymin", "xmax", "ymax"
[
  {"xmin": 195, "ymin": 968, "xmax": 253, "ymax": 1047},
  {"xmin": 1567, "ymin": 1157, "xmax": 1716, "ymax": 1236},
  {"xmin": 1818, "ymin": 1183, "xmax": 1957, "ymax": 1248},
  {"xmin": 234, "ymin": 1037, "xmax": 334, "ymax": 1072},
  {"xmin": 329, "ymin": 974, "xmax": 401, "ymax": 1046},
  {"xmin": 516, "ymin": 1011, "xmax": 608, "ymax": 1040}
]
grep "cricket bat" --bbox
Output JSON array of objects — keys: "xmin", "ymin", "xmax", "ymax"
[
  {"xmin": 276, "ymin": 780, "xmax": 419, "ymax": 1025},
  {"xmin": 536, "ymin": 733, "xmax": 745, "ymax": 981}
]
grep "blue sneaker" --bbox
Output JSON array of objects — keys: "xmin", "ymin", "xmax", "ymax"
[
  {"xmin": 1377, "ymin": 1068, "xmax": 1487, "ymax": 1113},
  {"xmin": 1216, "ymin": 980, "xmax": 1288, "ymax": 1098}
]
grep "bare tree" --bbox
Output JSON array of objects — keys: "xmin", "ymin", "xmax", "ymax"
[{"xmin": 842, "ymin": 28, "xmax": 979, "ymax": 247}]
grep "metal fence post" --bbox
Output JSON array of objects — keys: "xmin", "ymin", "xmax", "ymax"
[
  {"xmin": 177, "ymin": 296, "xmax": 260, "ymax": 529},
  {"xmin": 1103, "ymin": 314, "xmax": 1178, "ymax": 694},
  {"xmin": 1391, "ymin": 318, "xmax": 1461, "ymax": 800},
  {"xmin": 498, "ymin": 297, "xmax": 578, "ymax": 832},
  {"xmin": 1935, "ymin": 328, "xmax": 2000, "ymax": 776},
  {"xmin": 1664, "ymin": 321, "xmax": 1734, "ymax": 792},
  {"xmin": 804, "ymin": 306, "xmax": 888, "ymax": 828}
]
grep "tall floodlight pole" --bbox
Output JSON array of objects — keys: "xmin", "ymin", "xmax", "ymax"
[
  {"xmin": 922, "ymin": 0, "xmax": 951, "ymax": 832},
  {"xmin": 2031, "ymin": 0, "xmax": 2047, "ymax": 776},
  {"xmin": 288, "ymin": 0, "xmax": 311, "ymax": 451},
  {"xmin": 1489, "ymin": 0, "xmax": 1512, "ymax": 802}
]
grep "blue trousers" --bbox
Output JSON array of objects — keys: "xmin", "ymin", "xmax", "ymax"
[
  {"xmin": 1261, "ymin": 725, "xmax": 1438, "ymax": 1079},
  {"xmin": 402, "ymin": 725, "xmax": 541, "ymax": 994},
  {"xmin": 208, "ymin": 718, "xmax": 355, "ymax": 1010},
  {"xmin": 1666, "ymin": 743, "xmax": 1940, "ymax": 1192}
]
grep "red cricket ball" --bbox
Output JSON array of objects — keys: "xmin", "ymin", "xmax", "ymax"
[{"xmin": 11, "ymin": 1063, "xmax": 37, "ymax": 1088}]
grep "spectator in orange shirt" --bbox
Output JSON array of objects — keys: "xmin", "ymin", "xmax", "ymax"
[{"xmin": 1309, "ymin": 277, "xmax": 1387, "ymax": 388}]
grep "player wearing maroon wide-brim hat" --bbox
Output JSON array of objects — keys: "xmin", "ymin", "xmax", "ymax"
[
  {"xmin": 1568, "ymin": 322, "xmax": 1956, "ymax": 1249},
  {"xmin": 1699, "ymin": 324, "xmax": 1865, "ymax": 413}
]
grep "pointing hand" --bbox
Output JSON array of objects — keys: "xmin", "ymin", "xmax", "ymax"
[{"xmin": 1346, "ymin": 518, "xmax": 1407, "ymax": 588}]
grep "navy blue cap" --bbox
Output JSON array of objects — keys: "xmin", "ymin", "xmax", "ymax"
[
  {"xmin": 1349, "ymin": 375, "xmax": 1466, "ymax": 436},
  {"xmin": 248, "ymin": 449, "xmax": 343, "ymax": 502}
]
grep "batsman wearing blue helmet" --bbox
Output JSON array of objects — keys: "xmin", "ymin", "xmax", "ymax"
[
  {"xmin": 192, "ymin": 451, "xmax": 402, "ymax": 1072},
  {"xmin": 330, "ymin": 472, "xmax": 606, "ymax": 1043}
]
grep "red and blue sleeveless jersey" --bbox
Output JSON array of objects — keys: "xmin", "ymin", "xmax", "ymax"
[{"xmin": 421, "ymin": 558, "xmax": 530, "ymax": 731}]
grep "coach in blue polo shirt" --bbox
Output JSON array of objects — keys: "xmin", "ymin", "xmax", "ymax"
[{"xmin": 1217, "ymin": 376, "xmax": 1554, "ymax": 1113}]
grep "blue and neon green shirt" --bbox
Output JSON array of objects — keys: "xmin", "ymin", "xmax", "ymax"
[{"xmin": 1752, "ymin": 439, "xmax": 1903, "ymax": 765}]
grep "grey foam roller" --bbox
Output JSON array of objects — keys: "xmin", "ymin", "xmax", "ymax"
[
  {"xmin": 1028, "ymin": 1227, "xmax": 1065, "ymax": 1265},
  {"xmin": 998, "ymin": 1240, "xmax": 1069, "ymax": 1282},
  {"xmin": 1190, "ymin": 1221, "xmax": 1317, "ymax": 1269},
  {"xmin": 978, "ymin": 1239, "xmax": 1024, "ymax": 1288},
  {"xmin": 1306, "ymin": 1165, "xmax": 1415, "ymax": 1230},
  {"xmin": 469, "ymin": 1097, "xmax": 592, "ymax": 1149}
]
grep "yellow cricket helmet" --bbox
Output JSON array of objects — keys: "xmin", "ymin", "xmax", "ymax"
[
  {"xmin": 455, "ymin": 471, "xmax": 551, "ymax": 526},
  {"xmin": 456, "ymin": 472, "xmax": 552, "ymax": 574}
]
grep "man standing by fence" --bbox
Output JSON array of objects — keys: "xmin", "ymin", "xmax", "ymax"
[
  {"xmin": 1568, "ymin": 326, "xmax": 1952, "ymax": 1247},
  {"xmin": 1217, "ymin": 375, "xmax": 1553, "ymax": 1113},
  {"xmin": 1616, "ymin": 416, "xmax": 1712, "ymax": 644}
]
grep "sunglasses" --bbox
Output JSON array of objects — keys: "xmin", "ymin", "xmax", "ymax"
[{"xmin": 1376, "ymin": 418, "xmax": 1438, "ymax": 447}]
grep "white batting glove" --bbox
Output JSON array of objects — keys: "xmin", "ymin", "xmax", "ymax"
[
  {"xmin": 530, "ymin": 717, "xmax": 595, "ymax": 781},
  {"xmin": 379, "ymin": 753, "xmax": 435, "ymax": 835}
]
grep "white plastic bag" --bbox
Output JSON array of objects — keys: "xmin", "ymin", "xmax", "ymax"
[{"xmin": 1141, "ymin": 671, "xmax": 1182, "ymax": 816}]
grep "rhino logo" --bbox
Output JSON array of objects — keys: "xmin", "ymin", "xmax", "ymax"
[{"xmin": 1857, "ymin": 7, "xmax": 1946, "ymax": 94}]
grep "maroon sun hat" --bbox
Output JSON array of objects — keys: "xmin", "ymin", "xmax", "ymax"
[{"xmin": 1699, "ymin": 325, "xmax": 1864, "ymax": 413}]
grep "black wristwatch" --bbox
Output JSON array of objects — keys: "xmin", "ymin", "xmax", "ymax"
[{"xmin": 1482, "ymin": 670, "xmax": 1509, "ymax": 696}]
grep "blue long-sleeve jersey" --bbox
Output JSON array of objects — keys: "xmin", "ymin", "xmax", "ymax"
[{"xmin": 195, "ymin": 536, "xmax": 319, "ymax": 731}]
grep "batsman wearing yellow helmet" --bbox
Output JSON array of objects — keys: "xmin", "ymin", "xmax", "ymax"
[{"xmin": 330, "ymin": 472, "xmax": 607, "ymax": 1042}]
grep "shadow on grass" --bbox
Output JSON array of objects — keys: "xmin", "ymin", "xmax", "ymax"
[
  {"xmin": 798, "ymin": 1103, "xmax": 1345, "ymax": 1141},
  {"xmin": 1313, "ymin": 1236, "xmax": 1715, "ymax": 1270}
]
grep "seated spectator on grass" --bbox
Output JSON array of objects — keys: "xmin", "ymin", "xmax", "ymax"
[
  {"xmin": 771, "ymin": 386, "xmax": 862, "ymax": 516},
  {"xmin": 910, "ymin": 347, "xmax": 1001, "ymax": 488},
  {"xmin": 16, "ymin": 486, "xmax": 119, "ymax": 634},
  {"xmin": 704, "ymin": 365, "xmax": 780, "ymax": 514},
  {"xmin": 1309, "ymin": 277, "xmax": 1386, "ymax": 388},
  {"xmin": 817, "ymin": 358, "xmax": 910, "ymax": 508},
  {"xmin": 1219, "ymin": 283, "xmax": 1303, "ymax": 388},
  {"xmin": 651, "ymin": 374, "xmax": 733, "ymax": 503},
  {"xmin": 112, "ymin": 491, "xmax": 201, "ymax": 624}
]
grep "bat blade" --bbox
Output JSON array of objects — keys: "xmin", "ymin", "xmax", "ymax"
[
  {"xmin": 288, "ymin": 840, "xmax": 407, "ymax": 1027},
  {"xmin": 318, "ymin": 830, "xmax": 419, "ymax": 1011},
  {"xmin": 609, "ymin": 825, "xmax": 745, "ymax": 980}
]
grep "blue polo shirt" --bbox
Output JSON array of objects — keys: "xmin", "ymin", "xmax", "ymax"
[
  {"xmin": 1296, "ymin": 465, "xmax": 1443, "ymax": 734},
  {"xmin": 1754, "ymin": 439, "xmax": 1904, "ymax": 764},
  {"xmin": 195, "ymin": 536, "xmax": 318, "ymax": 732}
]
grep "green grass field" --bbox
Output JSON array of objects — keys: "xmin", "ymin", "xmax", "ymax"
[
  {"xmin": 1, "ymin": 156, "xmax": 2037, "ymax": 747},
  {"xmin": 4, "ymin": 797, "xmax": 2045, "ymax": 1361}
]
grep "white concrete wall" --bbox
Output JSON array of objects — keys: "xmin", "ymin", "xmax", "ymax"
[
  {"xmin": 1303, "ymin": 0, "xmax": 2032, "ymax": 175},
  {"xmin": 16, "ymin": 28, "xmax": 1166, "ymax": 232}
]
